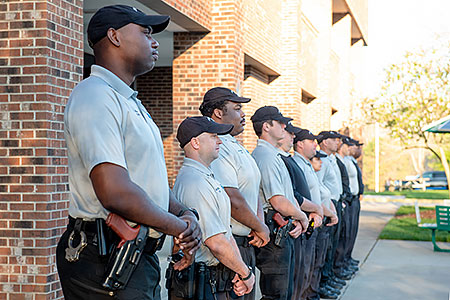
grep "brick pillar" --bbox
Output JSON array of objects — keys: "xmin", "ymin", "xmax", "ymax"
[
  {"xmin": 0, "ymin": 1, "xmax": 83, "ymax": 299},
  {"xmin": 171, "ymin": 0, "xmax": 244, "ymax": 182}
]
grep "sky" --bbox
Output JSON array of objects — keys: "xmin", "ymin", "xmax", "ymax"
[{"xmin": 364, "ymin": 0, "xmax": 450, "ymax": 97}]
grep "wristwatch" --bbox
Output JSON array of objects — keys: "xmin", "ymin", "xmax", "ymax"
[
  {"xmin": 177, "ymin": 208, "xmax": 199, "ymax": 220},
  {"xmin": 239, "ymin": 266, "xmax": 253, "ymax": 281}
]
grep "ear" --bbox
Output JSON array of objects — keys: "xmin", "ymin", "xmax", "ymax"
[
  {"xmin": 190, "ymin": 137, "xmax": 201, "ymax": 150},
  {"xmin": 106, "ymin": 28, "xmax": 121, "ymax": 47},
  {"xmin": 212, "ymin": 108, "xmax": 224, "ymax": 120},
  {"xmin": 262, "ymin": 121, "xmax": 271, "ymax": 133}
]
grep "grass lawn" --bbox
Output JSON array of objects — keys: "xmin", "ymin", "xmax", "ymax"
[
  {"xmin": 379, "ymin": 205, "xmax": 450, "ymax": 242},
  {"xmin": 365, "ymin": 190, "xmax": 449, "ymax": 199}
]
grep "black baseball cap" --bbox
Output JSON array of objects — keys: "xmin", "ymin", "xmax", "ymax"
[
  {"xmin": 342, "ymin": 136, "xmax": 355, "ymax": 146},
  {"xmin": 285, "ymin": 123, "xmax": 301, "ymax": 134},
  {"xmin": 314, "ymin": 151, "xmax": 327, "ymax": 158},
  {"xmin": 350, "ymin": 138, "xmax": 364, "ymax": 146},
  {"xmin": 294, "ymin": 129, "xmax": 322, "ymax": 143},
  {"xmin": 202, "ymin": 87, "xmax": 251, "ymax": 105},
  {"xmin": 317, "ymin": 130, "xmax": 341, "ymax": 143},
  {"xmin": 87, "ymin": 5, "xmax": 170, "ymax": 47},
  {"xmin": 250, "ymin": 106, "xmax": 293, "ymax": 124},
  {"xmin": 176, "ymin": 116, "xmax": 233, "ymax": 148}
]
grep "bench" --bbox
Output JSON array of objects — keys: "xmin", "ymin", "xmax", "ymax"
[{"xmin": 414, "ymin": 202, "xmax": 450, "ymax": 252}]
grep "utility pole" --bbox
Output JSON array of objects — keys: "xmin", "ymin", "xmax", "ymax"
[{"xmin": 375, "ymin": 122, "xmax": 380, "ymax": 192}]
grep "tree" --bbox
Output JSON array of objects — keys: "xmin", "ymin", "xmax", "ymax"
[{"xmin": 362, "ymin": 40, "xmax": 450, "ymax": 161}]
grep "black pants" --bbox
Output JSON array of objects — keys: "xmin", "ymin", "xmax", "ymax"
[
  {"xmin": 345, "ymin": 197, "xmax": 361, "ymax": 262},
  {"xmin": 255, "ymin": 234, "xmax": 295, "ymax": 300},
  {"xmin": 304, "ymin": 226, "xmax": 330, "ymax": 299},
  {"xmin": 292, "ymin": 230, "xmax": 316, "ymax": 300},
  {"xmin": 334, "ymin": 200, "xmax": 351, "ymax": 273},
  {"xmin": 322, "ymin": 200, "xmax": 342, "ymax": 282},
  {"xmin": 56, "ymin": 227, "xmax": 161, "ymax": 300},
  {"xmin": 229, "ymin": 235, "xmax": 256, "ymax": 300}
]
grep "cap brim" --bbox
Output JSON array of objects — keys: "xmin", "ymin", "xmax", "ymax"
[
  {"xmin": 134, "ymin": 15, "xmax": 170, "ymax": 34},
  {"xmin": 229, "ymin": 95, "xmax": 251, "ymax": 103},
  {"xmin": 314, "ymin": 151, "xmax": 327, "ymax": 158},
  {"xmin": 285, "ymin": 124, "xmax": 301, "ymax": 134},
  {"xmin": 273, "ymin": 115, "xmax": 293, "ymax": 124},
  {"xmin": 207, "ymin": 122, "xmax": 234, "ymax": 135}
]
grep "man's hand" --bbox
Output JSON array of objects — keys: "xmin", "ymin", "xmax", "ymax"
[
  {"xmin": 174, "ymin": 214, "xmax": 202, "ymax": 255},
  {"xmin": 327, "ymin": 213, "xmax": 339, "ymax": 226},
  {"xmin": 309, "ymin": 212, "xmax": 323, "ymax": 228},
  {"xmin": 295, "ymin": 210, "xmax": 308, "ymax": 232},
  {"xmin": 248, "ymin": 224, "xmax": 270, "ymax": 248},
  {"xmin": 289, "ymin": 220, "xmax": 304, "ymax": 238},
  {"xmin": 232, "ymin": 272, "xmax": 255, "ymax": 296},
  {"xmin": 172, "ymin": 251, "xmax": 194, "ymax": 271}
]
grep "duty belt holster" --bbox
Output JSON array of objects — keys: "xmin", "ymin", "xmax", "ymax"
[{"xmin": 166, "ymin": 262, "xmax": 234, "ymax": 300}]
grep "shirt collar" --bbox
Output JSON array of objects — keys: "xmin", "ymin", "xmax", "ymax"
[
  {"xmin": 220, "ymin": 134, "xmax": 238, "ymax": 143},
  {"xmin": 182, "ymin": 157, "xmax": 214, "ymax": 177},
  {"xmin": 257, "ymin": 139, "xmax": 279, "ymax": 154},
  {"xmin": 278, "ymin": 150, "xmax": 291, "ymax": 157},
  {"xmin": 294, "ymin": 151, "xmax": 312, "ymax": 166},
  {"xmin": 90, "ymin": 65, "xmax": 136, "ymax": 100},
  {"xmin": 335, "ymin": 153, "xmax": 344, "ymax": 160}
]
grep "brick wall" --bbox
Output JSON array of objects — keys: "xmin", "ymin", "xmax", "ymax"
[
  {"xmin": 0, "ymin": 1, "xmax": 83, "ymax": 299},
  {"xmin": 162, "ymin": 0, "xmax": 212, "ymax": 30},
  {"xmin": 137, "ymin": 67, "xmax": 175, "ymax": 183},
  {"xmin": 171, "ymin": 0, "xmax": 245, "ymax": 182}
]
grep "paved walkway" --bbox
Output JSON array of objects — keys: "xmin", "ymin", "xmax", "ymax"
[{"xmin": 339, "ymin": 201, "xmax": 450, "ymax": 300}]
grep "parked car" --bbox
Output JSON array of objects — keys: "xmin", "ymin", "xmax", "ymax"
[{"xmin": 408, "ymin": 171, "xmax": 448, "ymax": 190}]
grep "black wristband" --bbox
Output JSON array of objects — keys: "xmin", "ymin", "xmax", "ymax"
[
  {"xmin": 177, "ymin": 208, "xmax": 199, "ymax": 220},
  {"xmin": 239, "ymin": 266, "xmax": 253, "ymax": 281}
]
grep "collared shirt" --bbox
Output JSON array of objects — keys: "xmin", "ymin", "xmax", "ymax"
[
  {"xmin": 292, "ymin": 152, "xmax": 321, "ymax": 206},
  {"xmin": 316, "ymin": 151, "xmax": 342, "ymax": 200},
  {"xmin": 173, "ymin": 158, "xmax": 232, "ymax": 266},
  {"xmin": 210, "ymin": 134, "xmax": 261, "ymax": 236},
  {"xmin": 344, "ymin": 156, "xmax": 359, "ymax": 196},
  {"xmin": 251, "ymin": 139, "xmax": 296, "ymax": 211},
  {"xmin": 279, "ymin": 151, "xmax": 310, "ymax": 206},
  {"xmin": 64, "ymin": 65, "xmax": 169, "ymax": 238},
  {"xmin": 318, "ymin": 180, "xmax": 332, "ymax": 209}
]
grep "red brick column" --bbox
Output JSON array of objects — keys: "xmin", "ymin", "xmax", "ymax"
[
  {"xmin": 0, "ymin": 1, "xmax": 83, "ymax": 299},
  {"xmin": 171, "ymin": 0, "xmax": 245, "ymax": 182}
]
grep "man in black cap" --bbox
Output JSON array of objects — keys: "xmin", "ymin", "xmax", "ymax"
[
  {"xmin": 316, "ymin": 131, "xmax": 348, "ymax": 290},
  {"xmin": 199, "ymin": 87, "xmax": 270, "ymax": 300},
  {"xmin": 333, "ymin": 136, "xmax": 359, "ymax": 279},
  {"xmin": 57, "ymin": 5, "xmax": 201, "ymax": 299},
  {"xmin": 276, "ymin": 124, "xmax": 326, "ymax": 300},
  {"xmin": 172, "ymin": 116, "xmax": 255, "ymax": 300},
  {"xmin": 250, "ymin": 106, "xmax": 308, "ymax": 300},
  {"xmin": 292, "ymin": 129, "xmax": 340, "ymax": 300}
]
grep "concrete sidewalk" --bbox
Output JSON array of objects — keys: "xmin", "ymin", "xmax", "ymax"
[{"xmin": 339, "ymin": 201, "xmax": 450, "ymax": 300}]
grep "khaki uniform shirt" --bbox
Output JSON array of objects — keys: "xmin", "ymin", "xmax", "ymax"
[
  {"xmin": 173, "ymin": 158, "xmax": 232, "ymax": 266},
  {"xmin": 210, "ymin": 134, "xmax": 261, "ymax": 236},
  {"xmin": 64, "ymin": 65, "xmax": 169, "ymax": 238},
  {"xmin": 251, "ymin": 139, "xmax": 296, "ymax": 212}
]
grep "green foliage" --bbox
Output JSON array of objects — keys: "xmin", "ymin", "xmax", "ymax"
[
  {"xmin": 365, "ymin": 190, "xmax": 449, "ymax": 199},
  {"xmin": 362, "ymin": 41, "xmax": 450, "ymax": 156}
]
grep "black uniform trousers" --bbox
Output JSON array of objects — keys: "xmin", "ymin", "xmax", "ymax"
[
  {"xmin": 333, "ymin": 199, "xmax": 352, "ymax": 274},
  {"xmin": 321, "ymin": 200, "xmax": 342, "ymax": 283},
  {"xmin": 229, "ymin": 235, "xmax": 256, "ymax": 300},
  {"xmin": 56, "ymin": 226, "xmax": 161, "ymax": 300},
  {"xmin": 304, "ymin": 226, "xmax": 330, "ymax": 300},
  {"xmin": 255, "ymin": 234, "xmax": 295, "ymax": 300},
  {"xmin": 292, "ymin": 231, "xmax": 316, "ymax": 300},
  {"xmin": 345, "ymin": 196, "xmax": 361, "ymax": 262}
]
